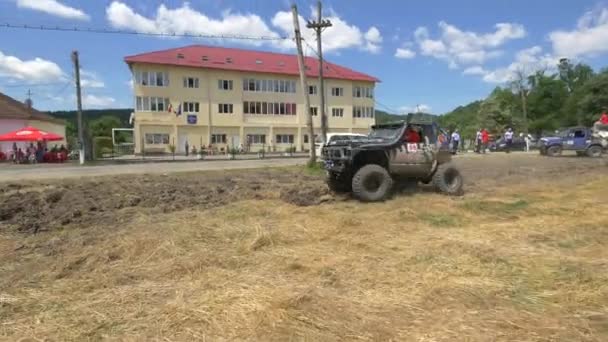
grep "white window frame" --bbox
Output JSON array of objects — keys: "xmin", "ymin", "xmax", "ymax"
[
  {"xmin": 183, "ymin": 102, "xmax": 200, "ymax": 113},
  {"xmin": 275, "ymin": 134, "xmax": 295, "ymax": 144},
  {"xmin": 332, "ymin": 87, "xmax": 344, "ymax": 97},
  {"xmin": 246, "ymin": 134, "xmax": 266, "ymax": 144},
  {"xmin": 211, "ymin": 134, "xmax": 227, "ymax": 144},
  {"xmin": 308, "ymin": 85, "xmax": 318, "ymax": 95},
  {"xmin": 218, "ymin": 103, "xmax": 233, "ymax": 114},
  {"xmin": 332, "ymin": 108, "xmax": 344, "ymax": 117},
  {"xmin": 310, "ymin": 107, "xmax": 318, "ymax": 116},
  {"xmin": 183, "ymin": 77, "xmax": 199, "ymax": 89},
  {"xmin": 145, "ymin": 133, "xmax": 170, "ymax": 145}
]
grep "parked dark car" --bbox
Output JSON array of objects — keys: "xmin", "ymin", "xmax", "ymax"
[{"xmin": 489, "ymin": 137, "xmax": 528, "ymax": 152}]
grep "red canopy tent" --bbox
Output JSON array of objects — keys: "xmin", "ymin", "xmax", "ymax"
[{"xmin": 0, "ymin": 126, "xmax": 63, "ymax": 142}]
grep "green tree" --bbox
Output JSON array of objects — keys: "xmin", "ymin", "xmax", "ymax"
[
  {"xmin": 526, "ymin": 74, "xmax": 569, "ymax": 134},
  {"xmin": 89, "ymin": 116, "xmax": 122, "ymax": 138}
]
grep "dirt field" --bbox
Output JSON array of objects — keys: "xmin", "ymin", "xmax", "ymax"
[{"xmin": 1, "ymin": 154, "xmax": 607, "ymax": 341}]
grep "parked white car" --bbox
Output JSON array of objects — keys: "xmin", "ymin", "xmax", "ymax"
[{"xmin": 315, "ymin": 133, "xmax": 367, "ymax": 160}]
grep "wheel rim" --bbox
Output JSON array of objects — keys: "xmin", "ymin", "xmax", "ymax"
[
  {"xmin": 363, "ymin": 173, "xmax": 383, "ymax": 192},
  {"xmin": 444, "ymin": 168, "xmax": 461, "ymax": 191}
]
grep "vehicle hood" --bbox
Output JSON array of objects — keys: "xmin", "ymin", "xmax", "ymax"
[{"xmin": 326, "ymin": 137, "xmax": 391, "ymax": 147}]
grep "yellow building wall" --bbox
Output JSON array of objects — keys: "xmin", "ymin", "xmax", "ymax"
[{"xmin": 130, "ymin": 62, "xmax": 375, "ymax": 153}]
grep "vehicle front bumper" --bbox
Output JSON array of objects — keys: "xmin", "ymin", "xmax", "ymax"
[{"xmin": 323, "ymin": 159, "xmax": 350, "ymax": 173}]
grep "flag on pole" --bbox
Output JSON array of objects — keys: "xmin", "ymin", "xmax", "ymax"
[
  {"xmin": 176, "ymin": 104, "xmax": 182, "ymax": 117},
  {"xmin": 167, "ymin": 103, "xmax": 173, "ymax": 113}
]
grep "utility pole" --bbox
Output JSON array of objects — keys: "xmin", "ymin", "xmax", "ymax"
[
  {"xmin": 71, "ymin": 51, "xmax": 85, "ymax": 165},
  {"xmin": 307, "ymin": 0, "xmax": 332, "ymax": 144},
  {"xmin": 292, "ymin": 4, "xmax": 316, "ymax": 165}
]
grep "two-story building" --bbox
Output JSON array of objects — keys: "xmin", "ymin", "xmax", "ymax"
[{"xmin": 125, "ymin": 45, "xmax": 378, "ymax": 154}]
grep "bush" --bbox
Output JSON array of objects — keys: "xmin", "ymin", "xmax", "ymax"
[
  {"xmin": 285, "ymin": 146, "xmax": 297, "ymax": 153},
  {"xmin": 93, "ymin": 136, "xmax": 113, "ymax": 158}
]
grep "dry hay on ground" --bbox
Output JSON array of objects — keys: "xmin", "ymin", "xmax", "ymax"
[{"xmin": 1, "ymin": 154, "xmax": 608, "ymax": 341}]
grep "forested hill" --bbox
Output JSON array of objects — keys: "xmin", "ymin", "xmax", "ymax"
[
  {"xmin": 49, "ymin": 109, "xmax": 132, "ymax": 125},
  {"xmin": 438, "ymin": 59, "xmax": 608, "ymax": 138}
]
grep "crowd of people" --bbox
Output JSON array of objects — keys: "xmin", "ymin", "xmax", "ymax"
[{"xmin": 6, "ymin": 142, "xmax": 68, "ymax": 164}]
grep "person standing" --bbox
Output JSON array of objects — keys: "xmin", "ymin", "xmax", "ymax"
[
  {"xmin": 475, "ymin": 129, "xmax": 482, "ymax": 153},
  {"xmin": 451, "ymin": 129, "xmax": 460, "ymax": 155},
  {"xmin": 599, "ymin": 110, "xmax": 608, "ymax": 124},
  {"xmin": 524, "ymin": 133, "xmax": 532, "ymax": 152},
  {"xmin": 481, "ymin": 128, "xmax": 489, "ymax": 154},
  {"xmin": 185, "ymin": 141, "xmax": 189, "ymax": 157},
  {"xmin": 504, "ymin": 128, "xmax": 514, "ymax": 153}
]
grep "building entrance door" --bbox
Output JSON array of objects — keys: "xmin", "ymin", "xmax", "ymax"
[{"xmin": 178, "ymin": 133, "xmax": 188, "ymax": 153}]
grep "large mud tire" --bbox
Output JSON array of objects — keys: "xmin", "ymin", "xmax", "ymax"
[
  {"xmin": 547, "ymin": 145, "xmax": 562, "ymax": 157},
  {"xmin": 432, "ymin": 162, "xmax": 464, "ymax": 196},
  {"xmin": 326, "ymin": 172, "xmax": 351, "ymax": 193},
  {"xmin": 351, "ymin": 164, "xmax": 393, "ymax": 202},
  {"xmin": 587, "ymin": 145, "xmax": 603, "ymax": 158}
]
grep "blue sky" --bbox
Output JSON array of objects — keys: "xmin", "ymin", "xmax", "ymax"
[{"xmin": 1, "ymin": 0, "xmax": 608, "ymax": 114}]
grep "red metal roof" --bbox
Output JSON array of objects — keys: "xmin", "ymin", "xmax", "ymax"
[{"xmin": 124, "ymin": 45, "xmax": 379, "ymax": 83}]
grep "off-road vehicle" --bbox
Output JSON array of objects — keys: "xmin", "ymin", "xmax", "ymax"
[
  {"xmin": 321, "ymin": 113, "xmax": 464, "ymax": 202},
  {"xmin": 539, "ymin": 126, "xmax": 606, "ymax": 157}
]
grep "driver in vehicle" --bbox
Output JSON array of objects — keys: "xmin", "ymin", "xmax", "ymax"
[{"xmin": 403, "ymin": 125, "xmax": 421, "ymax": 144}]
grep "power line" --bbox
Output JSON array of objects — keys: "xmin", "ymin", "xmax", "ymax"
[
  {"xmin": 0, "ymin": 82, "xmax": 69, "ymax": 88},
  {"xmin": 0, "ymin": 23, "xmax": 292, "ymax": 41}
]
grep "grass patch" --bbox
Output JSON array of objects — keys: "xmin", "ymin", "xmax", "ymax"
[
  {"xmin": 417, "ymin": 212, "xmax": 461, "ymax": 228},
  {"xmin": 304, "ymin": 162, "xmax": 325, "ymax": 176},
  {"xmin": 461, "ymin": 199, "xmax": 530, "ymax": 216}
]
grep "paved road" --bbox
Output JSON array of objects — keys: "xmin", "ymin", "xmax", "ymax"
[{"xmin": 0, "ymin": 158, "xmax": 308, "ymax": 182}]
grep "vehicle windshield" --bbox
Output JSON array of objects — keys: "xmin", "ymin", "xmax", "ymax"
[{"xmin": 368, "ymin": 127, "xmax": 401, "ymax": 139}]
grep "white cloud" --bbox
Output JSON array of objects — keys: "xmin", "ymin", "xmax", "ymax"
[
  {"xmin": 414, "ymin": 21, "xmax": 525, "ymax": 68},
  {"xmin": 550, "ymin": 7, "xmax": 608, "ymax": 58},
  {"xmin": 468, "ymin": 46, "xmax": 558, "ymax": 84},
  {"xmin": 395, "ymin": 48, "xmax": 416, "ymax": 59},
  {"xmin": 271, "ymin": 9, "xmax": 383, "ymax": 53},
  {"xmin": 399, "ymin": 104, "xmax": 432, "ymax": 114},
  {"xmin": 462, "ymin": 66, "xmax": 487, "ymax": 76},
  {"xmin": 0, "ymin": 51, "xmax": 64, "ymax": 83},
  {"xmin": 80, "ymin": 71, "xmax": 105, "ymax": 88},
  {"xmin": 364, "ymin": 27, "xmax": 383, "ymax": 53},
  {"xmin": 82, "ymin": 94, "xmax": 116, "ymax": 108},
  {"xmin": 105, "ymin": 2, "xmax": 382, "ymax": 54},
  {"xmin": 106, "ymin": 1, "xmax": 279, "ymax": 45},
  {"xmin": 16, "ymin": 0, "xmax": 89, "ymax": 20}
]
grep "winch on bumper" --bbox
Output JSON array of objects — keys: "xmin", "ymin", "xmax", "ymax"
[{"xmin": 322, "ymin": 146, "xmax": 352, "ymax": 173}]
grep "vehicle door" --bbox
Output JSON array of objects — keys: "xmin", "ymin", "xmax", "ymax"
[
  {"xmin": 389, "ymin": 126, "xmax": 434, "ymax": 177},
  {"xmin": 565, "ymin": 129, "xmax": 587, "ymax": 150}
]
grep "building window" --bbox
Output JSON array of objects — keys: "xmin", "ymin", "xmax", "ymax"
[
  {"xmin": 310, "ymin": 107, "xmax": 318, "ymax": 116},
  {"xmin": 218, "ymin": 103, "xmax": 233, "ymax": 114},
  {"xmin": 243, "ymin": 102, "xmax": 296, "ymax": 115},
  {"xmin": 135, "ymin": 71, "xmax": 169, "ymax": 87},
  {"xmin": 183, "ymin": 77, "xmax": 199, "ymax": 89},
  {"xmin": 211, "ymin": 134, "xmax": 227, "ymax": 144},
  {"xmin": 243, "ymin": 78, "xmax": 296, "ymax": 93},
  {"xmin": 246, "ymin": 134, "xmax": 266, "ymax": 144},
  {"xmin": 183, "ymin": 102, "xmax": 200, "ymax": 113},
  {"xmin": 308, "ymin": 85, "xmax": 318, "ymax": 95},
  {"xmin": 331, "ymin": 87, "xmax": 344, "ymax": 97},
  {"xmin": 332, "ymin": 108, "xmax": 344, "ymax": 117},
  {"xmin": 137, "ymin": 96, "xmax": 169, "ymax": 112},
  {"xmin": 353, "ymin": 106, "xmax": 375, "ymax": 118},
  {"xmin": 276, "ymin": 134, "xmax": 294, "ymax": 144},
  {"xmin": 145, "ymin": 133, "xmax": 170, "ymax": 145}
]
